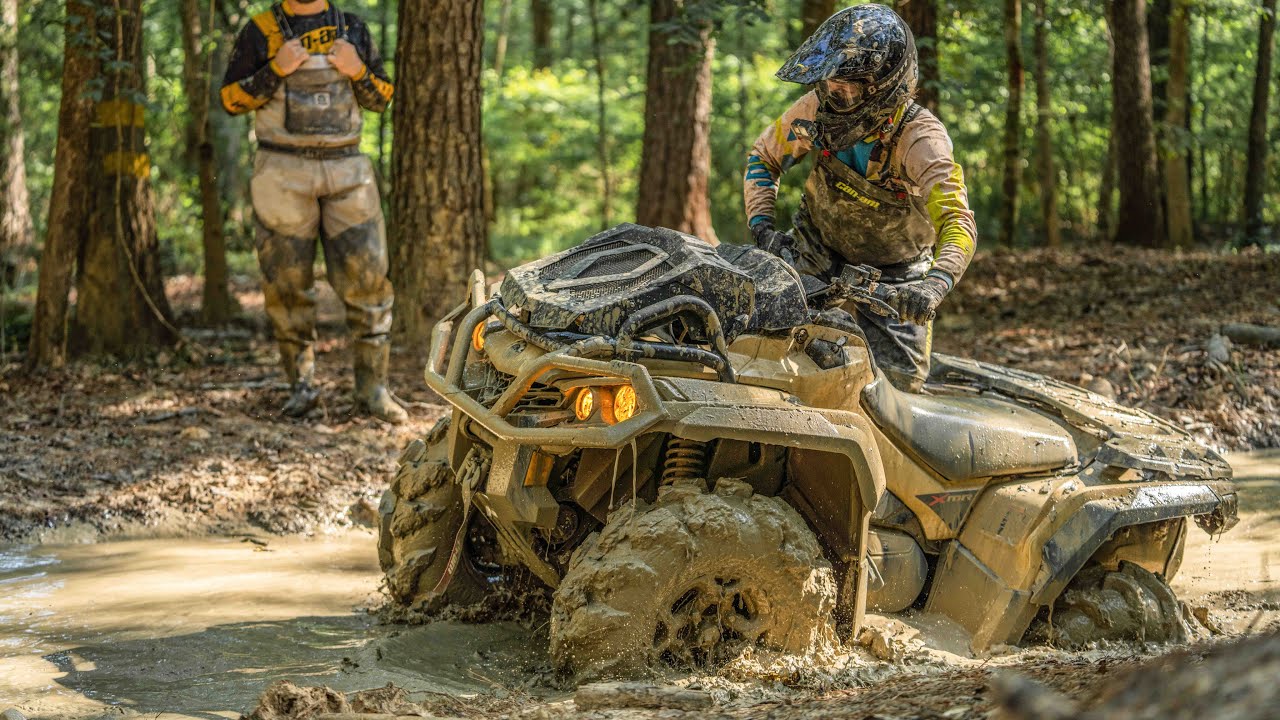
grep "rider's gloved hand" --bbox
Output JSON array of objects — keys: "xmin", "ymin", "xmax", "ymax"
[
  {"xmin": 750, "ymin": 219, "xmax": 791, "ymax": 257},
  {"xmin": 893, "ymin": 270, "xmax": 953, "ymax": 324}
]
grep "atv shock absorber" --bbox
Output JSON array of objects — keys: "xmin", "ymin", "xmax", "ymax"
[{"xmin": 661, "ymin": 437, "xmax": 708, "ymax": 484}]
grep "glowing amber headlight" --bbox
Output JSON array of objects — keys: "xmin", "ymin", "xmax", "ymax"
[
  {"xmin": 471, "ymin": 322, "xmax": 487, "ymax": 352},
  {"xmin": 574, "ymin": 388, "xmax": 595, "ymax": 421},
  {"xmin": 613, "ymin": 385, "xmax": 637, "ymax": 422}
]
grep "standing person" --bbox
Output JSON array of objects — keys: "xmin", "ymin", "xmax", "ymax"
[
  {"xmin": 744, "ymin": 4, "xmax": 978, "ymax": 392},
  {"xmin": 221, "ymin": 0, "xmax": 406, "ymax": 423}
]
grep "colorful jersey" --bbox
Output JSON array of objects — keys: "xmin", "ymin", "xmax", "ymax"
[
  {"xmin": 220, "ymin": 2, "xmax": 394, "ymax": 116},
  {"xmin": 744, "ymin": 92, "xmax": 978, "ymax": 282}
]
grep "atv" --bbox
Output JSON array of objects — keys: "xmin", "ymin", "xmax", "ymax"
[{"xmin": 378, "ymin": 224, "xmax": 1238, "ymax": 680}]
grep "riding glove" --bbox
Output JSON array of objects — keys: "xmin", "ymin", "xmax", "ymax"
[{"xmin": 894, "ymin": 272, "xmax": 951, "ymax": 324}]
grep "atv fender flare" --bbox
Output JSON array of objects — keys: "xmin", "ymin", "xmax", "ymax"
[{"xmin": 1030, "ymin": 483, "xmax": 1227, "ymax": 605}]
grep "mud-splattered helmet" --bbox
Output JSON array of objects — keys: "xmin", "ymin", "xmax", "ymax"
[{"xmin": 777, "ymin": 4, "xmax": 918, "ymax": 148}]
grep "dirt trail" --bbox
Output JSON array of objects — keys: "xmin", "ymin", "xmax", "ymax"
[{"xmin": 3, "ymin": 451, "xmax": 1276, "ymax": 720}]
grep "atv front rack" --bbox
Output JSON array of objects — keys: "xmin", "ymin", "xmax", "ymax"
[{"xmin": 424, "ymin": 272, "xmax": 667, "ymax": 447}]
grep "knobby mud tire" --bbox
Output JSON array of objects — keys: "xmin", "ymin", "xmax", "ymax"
[
  {"xmin": 378, "ymin": 417, "xmax": 486, "ymax": 609},
  {"xmin": 1032, "ymin": 560, "xmax": 1191, "ymax": 648},
  {"xmin": 550, "ymin": 477, "xmax": 837, "ymax": 682}
]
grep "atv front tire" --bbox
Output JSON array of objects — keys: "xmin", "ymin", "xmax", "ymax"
[
  {"xmin": 550, "ymin": 478, "xmax": 836, "ymax": 681},
  {"xmin": 378, "ymin": 417, "xmax": 486, "ymax": 608},
  {"xmin": 1034, "ymin": 560, "xmax": 1191, "ymax": 647}
]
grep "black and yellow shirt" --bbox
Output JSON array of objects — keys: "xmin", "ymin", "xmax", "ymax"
[{"xmin": 220, "ymin": 1, "xmax": 394, "ymax": 116}]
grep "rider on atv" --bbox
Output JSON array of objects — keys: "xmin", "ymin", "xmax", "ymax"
[{"xmin": 744, "ymin": 4, "xmax": 978, "ymax": 392}]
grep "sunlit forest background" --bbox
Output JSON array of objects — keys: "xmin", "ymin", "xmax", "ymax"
[{"xmin": 6, "ymin": 0, "xmax": 1276, "ymax": 271}]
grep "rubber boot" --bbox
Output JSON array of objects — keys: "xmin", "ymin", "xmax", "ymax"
[
  {"xmin": 280, "ymin": 341, "xmax": 320, "ymax": 418},
  {"xmin": 354, "ymin": 342, "xmax": 408, "ymax": 424}
]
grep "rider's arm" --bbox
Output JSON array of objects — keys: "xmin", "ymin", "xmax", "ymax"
[
  {"xmin": 898, "ymin": 119, "xmax": 978, "ymax": 285},
  {"xmin": 743, "ymin": 92, "xmax": 818, "ymax": 229},
  {"xmin": 220, "ymin": 19, "xmax": 282, "ymax": 115},
  {"xmin": 345, "ymin": 15, "xmax": 395, "ymax": 113}
]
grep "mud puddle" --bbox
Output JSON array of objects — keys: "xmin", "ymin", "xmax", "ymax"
[
  {"xmin": 2, "ymin": 451, "xmax": 1278, "ymax": 719},
  {"xmin": 0, "ymin": 532, "xmax": 550, "ymax": 719}
]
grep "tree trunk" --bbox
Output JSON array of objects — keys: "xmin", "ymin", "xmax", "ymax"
[
  {"xmin": 27, "ymin": 0, "xmax": 97, "ymax": 369},
  {"xmin": 389, "ymin": 0, "xmax": 486, "ymax": 341},
  {"xmin": 0, "ymin": 0, "xmax": 33, "ymax": 284},
  {"xmin": 181, "ymin": 0, "xmax": 233, "ymax": 325},
  {"xmin": 588, "ymin": 0, "xmax": 612, "ymax": 229},
  {"xmin": 636, "ymin": 0, "xmax": 717, "ymax": 243},
  {"xmin": 1148, "ymin": 0, "xmax": 1171, "ymax": 115},
  {"xmin": 74, "ymin": 0, "xmax": 176, "ymax": 356},
  {"xmin": 997, "ymin": 0, "xmax": 1023, "ymax": 247},
  {"xmin": 493, "ymin": 0, "xmax": 513, "ymax": 80},
  {"xmin": 801, "ymin": 0, "xmax": 835, "ymax": 39},
  {"xmin": 1243, "ymin": 0, "xmax": 1276, "ymax": 243},
  {"xmin": 1164, "ymin": 0, "xmax": 1193, "ymax": 248},
  {"xmin": 896, "ymin": 0, "xmax": 939, "ymax": 115},
  {"xmin": 532, "ymin": 0, "xmax": 552, "ymax": 70},
  {"xmin": 1106, "ymin": 0, "xmax": 1166, "ymax": 246},
  {"xmin": 1097, "ymin": 27, "xmax": 1118, "ymax": 241},
  {"xmin": 1032, "ymin": 0, "xmax": 1059, "ymax": 247}
]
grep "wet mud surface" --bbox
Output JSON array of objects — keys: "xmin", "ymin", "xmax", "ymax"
[{"xmin": 2, "ymin": 452, "xmax": 1276, "ymax": 719}]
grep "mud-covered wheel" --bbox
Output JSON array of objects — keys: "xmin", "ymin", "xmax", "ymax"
[
  {"xmin": 1032, "ymin": 560, "xmax": 1190, "ymax": 647},
  {"xmin": 550, "ymin": 477, "xmax": 837, "ymax": 681},
  {"xmin": 378, "ymin": 417, "xmax": 486, "ymax": 608}
]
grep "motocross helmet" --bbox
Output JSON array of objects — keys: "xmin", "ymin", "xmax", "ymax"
[{"xmin": 777, "ymin": 4, "xmax": 918, "ymax": 150}]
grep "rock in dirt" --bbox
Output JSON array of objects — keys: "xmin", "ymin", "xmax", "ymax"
[
  {"xmin": 348, "ymin": 498, "xmax": 380, "ymax": 528},
  {"xmin": 574, "ymin": 682, "xmax": 714, "ymax": 711},
  {"xmin": 180, "ymin": 426, "xmax": 213, "ymax": 441},
  {"xmin": 245, "ymin": 680, "xmax": 350, "ymax": 720},
  {"xmin": 857, "ymin": 617, "xmax": 921, "ymax": 662},
  {"xmin": 2, "ymin": 708, "xmax": 28, "ymax": 720}
]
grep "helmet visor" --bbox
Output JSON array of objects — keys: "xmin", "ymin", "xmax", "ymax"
[
  {"xmin": 818, "ymin": 79, "xmax": 868, "ymax": 113},
  {"xmin": 776, "ymin": 11, "xmax": 895, "ymax": 84}
]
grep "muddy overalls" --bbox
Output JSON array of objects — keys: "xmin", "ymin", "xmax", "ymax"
[
  {"xmin": 789, "ymin": 104, "xmax": 936, "ymax": 392},
  {"xmin": 248, "ymin": 4, "xmax": 393, "ymax": 395}
]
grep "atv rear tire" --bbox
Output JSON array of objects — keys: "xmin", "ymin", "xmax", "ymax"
[
  {"xmin": 550, "ymin": 478, "xmax": 836, "ymax": 681},
  {"xmin": 378, "ymin": 417, "xmax": 486, "ymax": 609},
  {"xmin": 1034, "ymin": 560, "xmax": 1191, "ymax": 648}
]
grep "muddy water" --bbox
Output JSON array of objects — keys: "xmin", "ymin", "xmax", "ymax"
[
  {"xmin": 2, "ymin": 452, "xmax": 1278, "ymax": 719},
  {"xmin": 0, "ymin": 532, "xmax": 550, "ymax": 719}
]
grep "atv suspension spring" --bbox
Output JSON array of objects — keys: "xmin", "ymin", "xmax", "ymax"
[{"xmin": 662, "ymin": 438, "xmax": 708, "ymax": 484}]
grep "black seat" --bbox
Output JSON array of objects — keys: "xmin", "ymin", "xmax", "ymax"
[
  {"xmin": 862, "ymin": 377, "xmax": 1077, "ymax": 483},
  {"xmin": 715, "ymin": 244, "xmax": 808, "ymax": 332}
]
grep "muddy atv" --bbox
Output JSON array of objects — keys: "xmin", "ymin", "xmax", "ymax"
[{"xmin": 379, "ymin": 224, "xmax": 1238, "ymax": 680}]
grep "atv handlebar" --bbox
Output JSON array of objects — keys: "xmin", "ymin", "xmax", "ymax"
[{"xmin": 808, "ymin": 264, "xmax": 908, "ymax": 321}]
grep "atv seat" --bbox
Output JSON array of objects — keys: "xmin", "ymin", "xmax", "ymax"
[{"xmin": 862, "ymin": 377, "xmax": 1078, "ymax": 483}]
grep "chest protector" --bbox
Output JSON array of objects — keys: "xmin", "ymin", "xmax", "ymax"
[
  {"xmin": 795, "ymin": 103, "xmax": 936, "ymax": 272},
  {"xmin": 255, "ymin": 3, "xmax": 363, "ymax": 148}
]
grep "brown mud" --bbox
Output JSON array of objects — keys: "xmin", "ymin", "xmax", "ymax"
[{"xmin": 2, "ymin": 451, "xmax": 1276, "ymax": 719}]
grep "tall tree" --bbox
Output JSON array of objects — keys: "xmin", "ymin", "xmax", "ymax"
[
  {"xmin": 28, "ymin": 0, "xmax": 97, "ymax": 368},
  {"xmin": 896, "ymin": 0, "xmax": 939, "ymax": 114},
  {"xmin": 1032, "ymin": 0, "xmax": 1059, "ymax": 247},
  {"xmin": 390, "ymin": 0, "xmax": 486, "ymax": 340},
  {"xmin": 493, "ymin": 0, "xmax": 514, "ymax": 80},
  {"xmin": 801, "ymin": 0, "xmax": 835, "ymax": 39},
  {"xmin": 1106, "ymin": 0, "xmax": 1166, "ymax": 246},
  {"xmin": 588, "ymin": 0, "xmax": 613, "ymax": 229},
  {"xmin": 636, "ymin": 0, "xmax": 717, "ymax": 243},
  {"xmin": 997, "ymin": 0, "xmax": 1024, "ymax": 247},
  {"xmin": 181, "ymin": 0, "xmax": 233, "ymax": 325},
  {"xmin": 532, "ymin": 0, "xmax": 552, "ymax": 70},
  {"xmin": 1243, "ymin": 0, "xmax": 1276, "ymax": 243},
  {"xmin": 0, "ymin": 0, "xmax": 33, "ymax": 283},
  {"xmin": 74, "ymin": 0, "xmax": 176, "ymax": 355},
  {"xmin": 1164, "ymin": 0, "xmax": 1194, "ymax": 248}
]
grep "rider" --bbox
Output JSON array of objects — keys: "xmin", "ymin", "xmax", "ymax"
[
  {"xmin": 744, "ymin": 5, "xmax": 977, "ymax": 392},
  {"xmin": 221, "ymin": 0, "xmax": 407, "ymax": 423}
]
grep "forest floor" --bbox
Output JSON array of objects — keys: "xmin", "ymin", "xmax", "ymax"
[{"xmin": 2, "ymin": 245, "xmax": 1277, "ymax": 543}]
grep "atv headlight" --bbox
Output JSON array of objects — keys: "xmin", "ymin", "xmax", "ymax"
[
  {"xmin": 613, "ymin": 385, "xmax": 637, "ymax": 423},
  {"xmin": 574, "ymin": 388, "xmax": 596, "ymax": 421}
]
